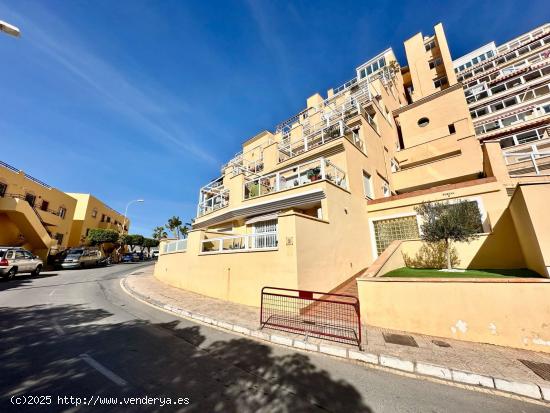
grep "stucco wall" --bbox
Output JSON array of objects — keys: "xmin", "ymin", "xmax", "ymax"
[
  {"xmin": 154, "ymin": 214, "xmax": 299, "ymax": 307},
  {"xmin": 357, "ymin": 278, "xmax": 550, "ymax": 352}
]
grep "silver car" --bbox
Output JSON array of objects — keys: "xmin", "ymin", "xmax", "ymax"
[
  {"xmin": 0, "ymin": 247, "xmax": 44, "ymax": 280},
  {"xmin": 60, "ymin": 248, "xmax": 104, "ymax": 269}
]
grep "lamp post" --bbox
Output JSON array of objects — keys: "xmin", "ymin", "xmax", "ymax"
[
  {"xmin": 0, "ymin": 20, "xmax": 21, "ymax": 38},
  {"xmin": 122, "ymin": 199, "xmax": 144, "ymax": 235}
]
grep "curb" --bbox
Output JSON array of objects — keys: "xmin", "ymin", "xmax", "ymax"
[{"xmin": 121, "ymin": 277, "xmax": 549, "ymax": 403}]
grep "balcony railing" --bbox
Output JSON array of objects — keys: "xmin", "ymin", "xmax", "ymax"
[
  {"xmin": 475, "ymin": 103, "xmax": 550, "ymax": 135},
  {"xmin": 503, "ymin": 151, "xmax": 550, "ymax": 176},
  {"xmin": 162, "ymin": 239, "xmax": 188, "ymax": 254},
  {"xmin": 243, "ymin": 157, "xmax": 347, "ymax": 200},
  {"xmin": 197, "ymin": 189, "xmax": 229, "ymax": 217},
  {"xmin": 201, "ymin": 232, "xmax": 278, "ymax": 254}
]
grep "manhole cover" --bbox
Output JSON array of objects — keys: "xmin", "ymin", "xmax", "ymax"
[
  {"xmin": 432, "ymin": 339, "xmax": 451, "ymax": 348},
  {"xmin": 383, "ymin": 333, "xmax": 418, "ymax": 347},
  {"xmin": 519, "ymin": 359, "xmax": 550, "ymax": 381}
]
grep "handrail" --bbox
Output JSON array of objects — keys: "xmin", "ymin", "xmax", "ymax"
[
  {"xmin": 0, "ymin": 161, "xmax": 52, "ymax": 189},
  {"xmin": 201, "ymin": 231, "xmax": 278, "ymax": 253}
]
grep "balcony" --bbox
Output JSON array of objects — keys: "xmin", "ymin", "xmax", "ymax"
[
  {"xmin": 475, "ymin": 103, "xmax": 550, "ymax": 136},
  {"xmin": 197, "ymin": 189, "xmax": 230, "ymax": 217},
  {"xmin": 243, "ymin": 157, "xmax": 347, "ymax": 200},
  {"xmin": 200, "ymin": 232, "xmax": 278, "ymax": 254},
  {"xmin": 503, "ymin": 137, "xmax": 550, "ymax": 176}
]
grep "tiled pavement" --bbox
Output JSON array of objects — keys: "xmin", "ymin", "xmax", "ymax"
[{"xmin": 123, "ymin": 266, "xmax": 550, "ymax": 400}]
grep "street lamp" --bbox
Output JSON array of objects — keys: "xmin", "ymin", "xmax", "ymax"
[
  {"xmin": 122, "ymin": 199, "xmax": 144, "ymax": 234},
  {"xmin": 0, "ymin": 20, "xmax": 21, "ymax": 38}
]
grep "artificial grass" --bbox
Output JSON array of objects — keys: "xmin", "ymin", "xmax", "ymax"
[{"xmin": 382, "ymin": 267, "xmax": 542, "ymax": 278}]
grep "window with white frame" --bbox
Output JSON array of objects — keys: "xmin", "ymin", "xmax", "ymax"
[
  {"xmin": 363, "ymin": 171, "xmax": 374, "ymax": 199},
  {"xmin": 381, "ymin": 177, "xmax": 391, "ymax": 197},
  {"xmin": 91, "ymin": 209, "xmax": 97, "ymax": 218},
  {"xmin": 251, "ymin": 219, "xmax": 278, "ymax": 249},
  {"xmin": 390, "ymin": 158, "xmax": 399, "ymax": 172}
]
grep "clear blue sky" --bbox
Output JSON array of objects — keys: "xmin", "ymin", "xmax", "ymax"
[{"xmin": 0, "ymin": 0, "xmax": 547, "ymax": 236}]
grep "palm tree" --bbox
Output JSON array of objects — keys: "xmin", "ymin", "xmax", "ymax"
[
  {"xmin": 166, "ymin": 216, "xmax": 183, "ymax": 239},
  {"xmin": 180, "ymin": 224, "xmax": 191, "ymax": 239},
  {"xmin": 152, "ymin": 226, "xmax": 168, "ymax": 241}
]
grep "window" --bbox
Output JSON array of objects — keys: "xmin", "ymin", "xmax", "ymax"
[
  {"xmin": 15, "ymin": 250, "xmax": 25, "ymax": 260},
  {"xmin": 55, "ymin": 232, "xmax": 63, "ymax": 245},
  {"xmin": 448, "ymin": 124, "xmax": 456, "ymax": 134},
  {"xmin": 25, "ymin": 193, "xmax": 36, "ymax": 207},
  {"xmin": 59, "ymin": 207, "xmax": 67, "ymax": 219},
  {"xmin": 433, "ymin": 76, "xmax": 448, "ymax": 89},
  {"xmin": 363, "ymin": 171, "xmax": 374, "ymax": 199},
  {"xmin": 106, "ymin": 216, "xmax": 111, "ymax": 223},
  {"xmin": 382, "ymin": 180, "xmax": 391, "ymax": 197},
  {"xmin": 91, "ymin": 209, "xmax": 97, "ymax": 218},
  {"xmin": 0, "ymin": 182, "xmax": 6, "ymax": 197},
  {"xmin": 429, "ymin": 57, "xmax": 442, "ymax": 70},
  {"xmin": 390, "ymin": 159, "xmax": 399, "ymax": 173},
  {"xmin": 425, "ymin": 39, "xmax": 436, "ymax": 51},
  {"xmin": 101, "ymin": 214, "xmax": 106, "ymax": 222},
  {"xmin": 417, "ymin": 117, "xmax": 430, "ymax": 127},
  {"xmin": 251, "ymin": 219, "xmax": 278, "ymax": 249},
  {"xmin": 40, "ymin": 200, "xmax": 49, "ymax": 212},
  {"xmin": 358, "ymin": 56, "xmax": 386, "ymax": 79},
  {"xmin": 373, "ymin": 215, "xmax": 419, "ymax": 256}
]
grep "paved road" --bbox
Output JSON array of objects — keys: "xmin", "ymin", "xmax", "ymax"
[{"xmin": 0, "ymin": 264, "xmax": 546, "ymax": 412}]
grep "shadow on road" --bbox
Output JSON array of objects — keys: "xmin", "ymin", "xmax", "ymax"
[
  {"xmin": 0, "ymin": 304, "xmax": 372, "ymax": 412},
  {"xmin": 0, "ymin": 273, "xmax": 60, "ymax": 292}
]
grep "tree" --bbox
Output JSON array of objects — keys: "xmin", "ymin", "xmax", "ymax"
[
  {"xmin": 415, "ymin": 201, "xmax": 482, "ymax": 270},
  {"xmin": 142, "ymin": 238, "xmax": 159, "ymax": 254},
  {"xmin": 126, "ymin": 234, "xmax": 144, "ymax": 252},
  {"xmin": 152, "ymin": 226, "xmax": 168, "ymax": 241},
  {"xmin": 86, "ymin": 229, "xmax": 120, "ymax": 255},
  {"xmin": 166, "ymin": 216, "xmax": 183, "ymax": 239},
  {"xmin": 180, "ymin": 224, "xmax": 191, "ymax": 239}
]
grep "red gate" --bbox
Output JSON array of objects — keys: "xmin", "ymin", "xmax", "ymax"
[{"xmin": 260, "ymin": 286, "xmax": 362, "ymax": 348}]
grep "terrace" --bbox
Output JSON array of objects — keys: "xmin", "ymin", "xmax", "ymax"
[
  {"xmin": 243, "ymin": 157, "xmax": 347, "ymax": 200},
  {"xmin": 200, "ymin": 231, "xmax": 278, "ymax": 254},
  {"xmin": 502, "ymin": 136, "xmax": 550, "ymax": 176},
  {"xmin": 197, "ymin": 178, "xmax": 230, "ymax": 217}
]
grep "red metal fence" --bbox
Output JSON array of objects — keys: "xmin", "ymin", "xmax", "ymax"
[{"xmin": 260, "ymin": 286, "xmax": 362, "ymax": 349}]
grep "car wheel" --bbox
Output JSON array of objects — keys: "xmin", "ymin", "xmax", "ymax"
[
  {"xmin": 31, "ymin": 265, "xmax": 42, "ymax": 277},
  {"xmin": 3, "ymin": 267, "xmax": 17, "ymax": 281}
]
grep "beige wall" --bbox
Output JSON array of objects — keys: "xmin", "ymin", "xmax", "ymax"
[
  {"xmin": 357, "ymin": 278, "xmax": 550, "ymax": 352},
  {"xmin": 509, "ymin": 183, "xmax": 550, "ymax": 276}
]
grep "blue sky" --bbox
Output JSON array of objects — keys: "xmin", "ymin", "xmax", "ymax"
[{"xmin": 0, "ymin": 0, "xmax": 547, "ymax": 236}]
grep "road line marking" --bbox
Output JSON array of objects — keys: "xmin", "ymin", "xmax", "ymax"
[
  {"xmin": 49, "ymin": 289, "xmax": 56, "ymax": 296},
  {"xmin": 80, "ymin": 354, "xmax": 128, "ymax": 386},
  {"xmin": 52, "ymin": 322, "xmax": 65, "ymax": 336}
]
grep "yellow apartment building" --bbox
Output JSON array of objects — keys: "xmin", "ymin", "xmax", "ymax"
[
  {"xmin": 156, "ymin": 22, "xmax": 550, "ymax": 309},
  {"xmin": 66, "ymin": 193, "xmax": 128, "ymax": 247},
  {"xmin": 0, "ymin": 161, "xmax": 130, "ymax": 259},
  {"xmin": 0, "ymin": 161, "xmax": 77, "ymax": 259}
]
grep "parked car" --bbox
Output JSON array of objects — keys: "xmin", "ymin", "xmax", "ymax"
[
  {"xmin": 59, "ymin": 248, "xmax": 104, "ymax": 269},
  {"xmin": 0, "ymin": 247, "xmax": 44, "ymax": 280},
  {"xmin": 122, "ymin": 252, "xmax": 139, "ymax": 263},
  {"xmin": 151, "ymin": 250, "xmax": 159, "ymax": 260}
]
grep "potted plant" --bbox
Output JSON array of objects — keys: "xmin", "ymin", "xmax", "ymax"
[{"xmin": 307, "ymin": 167, "xmax": 321, "ymax": 182}]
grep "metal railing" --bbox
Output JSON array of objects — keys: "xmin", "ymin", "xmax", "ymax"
[
  {"xmin": 475, "ymin": 103, "xmax": 550, "ymax": 135},
  {"xmin": 197, "ymin": 189, "xmax": 230, "ymax": 217},
  {"xmin": 162, "ymin": 239, "xmax": 188, "ymax": 254},
  {"xmin": 200, "ymin": 232, "xmax": 278, "ymax": 254},
  {"xmin": 243, "ymin": 157, "xmax": 346, "ymax": 200},
  {"xmin": 260, "ymin": 286, "xmax": 362, "ymax": 349},
  {"xmin": 503, "ymin": 151, "xmax": 550, "ymax": 176},
  {"xmin": 0, "ymin": 160, "xmax": 53, "ymax": 189}
]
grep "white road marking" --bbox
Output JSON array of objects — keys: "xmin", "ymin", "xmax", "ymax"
[{"xmin": 80, "ymin": 354, "xmax": 128, "ymax": 387}]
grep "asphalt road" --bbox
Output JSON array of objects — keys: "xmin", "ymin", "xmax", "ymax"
[{"xmin": 0, "ymin": 263, "xmax": 546, "ymax": 412}]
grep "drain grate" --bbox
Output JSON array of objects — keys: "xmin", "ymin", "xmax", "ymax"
[
  {"xmin": 432, "ymin": 339, "xmax": 451, "ymax": 348},
  {"xmin": 519, "ymin": 359, "xmax": 550, "ymax": 381},
  {"xmin": 383, "ymin": 333, "xmax": 418, "ymax": 347}
]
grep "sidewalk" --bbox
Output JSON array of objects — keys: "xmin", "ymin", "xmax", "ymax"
[{"xmin": 122, "ymin": 266, "xmax": 550, "ymax": 402}]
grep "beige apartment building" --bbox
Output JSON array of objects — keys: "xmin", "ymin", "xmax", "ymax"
[
  {"xmin": 0, "ymin": 161, "xmax": 129, "ymax": 259},
  {"xmin": 67, "ymin": 193, "xmax": 128, "ymax": 247},
  {"xmin": 156, "ymin": 22, "xmax": 550, "ymax": 309}
]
